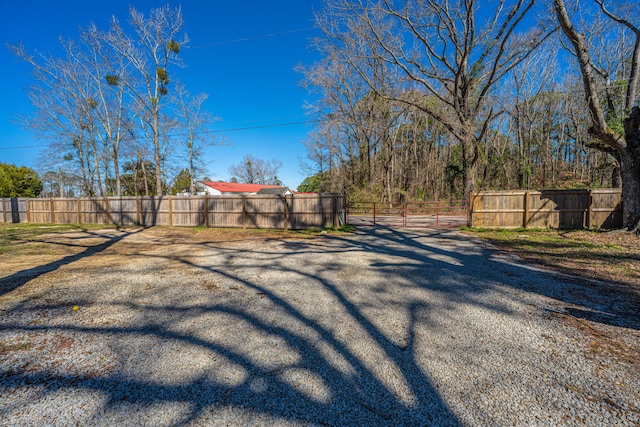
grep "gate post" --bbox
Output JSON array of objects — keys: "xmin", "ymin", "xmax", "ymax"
[
  {"xmin": 403, "ymin": 204, "xmax": 407, "ymax": 228},
  {"xmin": 373, "ymin": 202, "xmax": 376, "ymax": 226}
]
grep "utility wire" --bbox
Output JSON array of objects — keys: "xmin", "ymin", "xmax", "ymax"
[
  {"xmin": 0, "ymin": 27, "xmax": 317, "ymax": 77},
  {"xmin": 190, "ymin": 27, "xmax": 315, "ymax": 48},
  {"xmin": 0, "ymin": 119, "xmax": 322, "ymax": 150}
]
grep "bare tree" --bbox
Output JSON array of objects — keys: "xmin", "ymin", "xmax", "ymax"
[
  {"xmin": 101, "ymin": 5, "xmax": 188, "ymax": 195},
  {"xmin": 82, "ymin": 24, "xmax": 132, "ymax": 196},
  {"xmin": 553, "ymin": 0, "xmax": 640, "ymax": 230},
  {"xmin": 10, "ymin": 41, "xmax": 103, "ymax": 196},
  {"xmin": 172, "ymin": 84, "xmax": 219, "ymax": 194},
  {"xmin": 229, "ymin": 155, "xmax": 283, "ymax": 185},
  {"xmin": 314, "ymin": 0, "xmax": 554, "ymax": 201}
]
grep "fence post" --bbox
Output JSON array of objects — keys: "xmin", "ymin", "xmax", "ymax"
[
  {"xmin": 242, "ymin": 195, "xmax": 247, "ymax": 229},
  {"xmin": 436, "ymin": 200, "xmax": 439, "ymax": 228},
  {"xmin": 204, "ymin": 194, "xmax": 209, "ymax": 227},
  {"xmin": 468, "ymin": 192, "xmax": 474, "ymax": 227},
  {"xmin": 373, "ymin": 202, "xmax": 376, "ymax": 226},
  {"xmin": 402, "ymin": 203, "xmax": 407, "ymax": 228},
  {"xmin": 106, "ymin": 198, "xmax": 111, "ymax": 225},
  {"xmin": 333, "ymin": 195, "xmax": 338, "ymax": 229},
  {"xmin": 586, "ymin": 189, "xmax": 593, "ymax": 229},
  {"xmin": 285, "ymin": 195, "xmax": 290, "ymax": 230},
  {"xmin": 50, "ymin": 198, "xmax": 55, "ymax": 224},
  {"xmin": 169, "ymin": 196, "xmax": 174, "ymax": 226},
  {"xmin": 523, "ymin": 191, "xmax": 530, "ymax": 229}
]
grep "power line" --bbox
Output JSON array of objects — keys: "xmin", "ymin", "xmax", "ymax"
[
  {"xmin": 189, "ymin": 27, "xmax": 315, "ymax": 49},
  {"xmin": 203, "ymin": 119, "xmax": 320, "ymax": 134},
  {"xmin": 0, "ymin": 27, "xmax": 317, "ymax": 78},
  {"xmin": 0, "ymin": 119, "xmax": 321, "ymax": 150}
]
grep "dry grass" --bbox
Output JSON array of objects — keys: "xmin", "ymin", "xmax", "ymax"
[
  {"xmin": 0, "ymin": 224, "xmax": 342, "ymax": 277},
  {"xmin": 462, "ymin": 228, "xmax": 640, "ymax": 288}
]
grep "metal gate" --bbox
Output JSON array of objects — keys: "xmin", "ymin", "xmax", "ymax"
[{"xmin": 347, "ymin": 200, "xmax": 468, "ymax": 229}]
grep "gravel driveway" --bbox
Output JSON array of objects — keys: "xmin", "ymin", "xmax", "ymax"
[{"xmin": 1, "ymin": 227, "xmax": 638, "ymax": 426}]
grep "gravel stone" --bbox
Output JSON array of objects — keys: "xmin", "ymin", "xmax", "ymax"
[{"xmin": 1, "ymin": 227, "xmax": 638, "ymax": 426}]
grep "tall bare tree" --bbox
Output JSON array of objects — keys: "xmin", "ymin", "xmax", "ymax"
[
  {"xmin": 315, "ymin": 0, "xmax": 554, "ymax": 200},
  {"xmin": 82, "ymin": 24, "xmax": 132, "ymax": 196},
  {"xmin": 10, "ymin": 40, "xmax": 102, "ymax": 196},
  {"xmin": 101, "ymin": 5, "xmax": 188, "ymax": 196},
  {"xmin": 553, "ymin": 0, "xmax": 640, "ymax": 230}
]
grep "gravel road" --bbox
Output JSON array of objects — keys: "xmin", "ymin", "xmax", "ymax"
[{"xmin": 1, "ymin": 227, "xmax": 638, "ymax": 426}]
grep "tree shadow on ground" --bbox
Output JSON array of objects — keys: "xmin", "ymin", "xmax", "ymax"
[
  {"xmin": 0, "ymin": 229, "xmax": 140, "ymax": 297},
  {"xmin": 0, "ymin": 225, "xmax": 637, "ymax": 425},
  {"xmin": 338, "ymin": 226, "xmax": 640, "ymax": 330}
]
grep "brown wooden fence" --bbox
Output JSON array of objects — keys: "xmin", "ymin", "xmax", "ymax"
[
  {"xmin": 470, "ymin": 189, "xmax": 622, "ymax": 229},
  {"xmin": 0, "ymin": 194, "xmax": 345, "ymax": 230}
]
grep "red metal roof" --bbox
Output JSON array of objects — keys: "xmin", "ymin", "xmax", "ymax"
[{"xmin": 199, "ymin": 181, "xmax": 285, "ymax": 193}]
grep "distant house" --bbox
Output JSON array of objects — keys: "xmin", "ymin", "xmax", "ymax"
[
  {"xmin": 196, "ymin": 181, "xmax": 292, "ymax": 196},
  {"xmin": 256, "ymin": 187, "xmax": 293, "ymax": 196}
]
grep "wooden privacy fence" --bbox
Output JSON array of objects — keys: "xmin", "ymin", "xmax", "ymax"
[
  {"xmin": 470, "ymin": 189, "xmax": 622, "ymax": 229},
  {"xmin": 0, "ymin": 194, "xmax": 345, "ymax": 230}
]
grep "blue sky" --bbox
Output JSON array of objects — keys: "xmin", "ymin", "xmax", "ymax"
[{"xmin": 0, "ymin": 0, "xmax": 325, "ymax": 189}]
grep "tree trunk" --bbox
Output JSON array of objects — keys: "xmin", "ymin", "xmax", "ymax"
[
  {"xmin": 622, "ymin": 107, "xmax": 640, "ymax": 230},
  {"xmin": 461, "ymin": 134, "xmax": 477, "ymax": 203},
  {"xmin": 619, "ymin": 155, "xmax": 640, "ymax": 231},
  {"xmin": 189, "ymin": 142, "xmax": 195, "ymax": 195},
  {"xmin": 141, "ymin": 161, "xmax": 149, "ymax": 197},
  {"xmin": 58, "ymin": 168, "xmax": 64, "ymax": 198},
  {"xmin": 113, "ymin": 154, "xmax": 122, "ymax": 197},
  {"xmin": 153, "ymin": 115, "xmax": 163, "ymax": 196}
]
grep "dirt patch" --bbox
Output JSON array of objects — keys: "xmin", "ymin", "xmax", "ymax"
[{"xmin": 0, "ymin": 227, "xmax": 322, "ymax": 279}]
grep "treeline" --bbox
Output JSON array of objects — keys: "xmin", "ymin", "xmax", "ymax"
[
  {"xmin": 297, "ymin": 0, "xmax": 636, "ymax": 205},
  {"xmin": 12, "ymin": 5, "xmax": 216, "ymax": 198}
]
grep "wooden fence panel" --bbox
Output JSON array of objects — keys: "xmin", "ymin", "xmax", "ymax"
[
  {"xmin": 470, "ymin": 189, "xmax": 622, "ymax": 229},
  {"xmin": 0, "ymin": 194, "xmax": 344, "ymax": 230},
  {"xmin": 139, "ymin": 197, "xmax": 172, "ymax": 226},
  {"xmin": 245, "ymin": 196, "xmax": 286, "ymax": 229},
  {"xmin": 107, "ymin": 198, "xmax": 136, "ymax": 226},
  {"xmin": 289, "ymin": 195, "xmax": 337, "ymax": 229},
  {"xmin": 172, "ymin": 197, "xmax": 206, "ymax": 226},
  {"xmin": 471, "ymin": 191, "xmax": 525, "ymax": 228},
  {"xmin": 52, "ymin": 198, "xmax": 79, "ymax": 224},
  {"xmin": 80, "ymin": 199, "xmax": 110, "ymax": 224},
  {"xmin": 208, "ymin": 196, "xmax": 244, "ymax": 228},
  {"xmin": 591, "ymin": 189, "xmax": 623, "ymax": 229},
  {"xmin": 0, "ymin": 198, "xmax": 29, "ymax": 223},
  {"xmin": 528, "ymin": 191, "xmax": 589, "ymax": 229}
]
